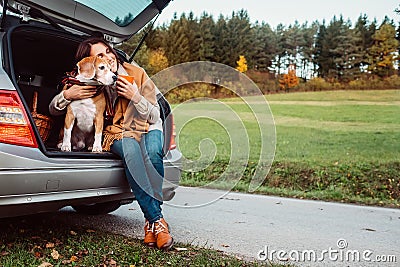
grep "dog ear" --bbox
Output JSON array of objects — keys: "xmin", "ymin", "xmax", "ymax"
[{"xmin": 76, "ymin": 56, "xmax": 97, "ymax": 79}]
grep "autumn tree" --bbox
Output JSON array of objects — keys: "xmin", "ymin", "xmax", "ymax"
[
  {"xmin": 147, "ymin": 48, "xmax": 169, "ymax": 75},
  {"xmin": 279, "ymin": 65, "xmax": 299, "ymax": 91},
  {"xmin": 236, "ymin": 55, "xmax": 248, "ymax": 72},
  {"xmin": 367, "ymin": 22, "xmax": 399, "ymax": 77}
]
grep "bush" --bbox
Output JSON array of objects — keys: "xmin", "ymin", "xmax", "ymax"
[
  {"xmin": 384, "ymin": 75, "xmax": 400, "ymax": 89},
  {"xmin": 306, "ymin": 77, "xmax": 332, "ymax": 91}
]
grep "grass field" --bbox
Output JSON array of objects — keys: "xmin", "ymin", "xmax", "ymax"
[{"xmin": 172, "ymin": 90, "xmax": 400, "ymax": 207}]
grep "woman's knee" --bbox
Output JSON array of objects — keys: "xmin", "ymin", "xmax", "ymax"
[{"xmin": 111, "ymin": 138, "xmax": 141, "ymax": 158}]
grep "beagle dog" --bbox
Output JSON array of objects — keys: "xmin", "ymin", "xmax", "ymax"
[{"xmin": 60, "ymin": 55, "xmax": 117, "ymax": 152}]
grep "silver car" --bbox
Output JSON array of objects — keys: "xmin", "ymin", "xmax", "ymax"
[{"xmin": 0, "ymin": 0, "xmax": 181, "ymax": 218}]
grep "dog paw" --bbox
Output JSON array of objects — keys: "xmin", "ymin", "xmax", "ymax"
[
  {"xmin": 91, "ymin": 145, "xmax": 102, "ymax": 152},
  {"xmin": 61, "ymin": 143, "xmax": 71, "ymax": 152}
]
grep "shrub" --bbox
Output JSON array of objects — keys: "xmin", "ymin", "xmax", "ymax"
[{"xmin": 306, "ymin": 77, "xmax": 331, "ymax": 91}]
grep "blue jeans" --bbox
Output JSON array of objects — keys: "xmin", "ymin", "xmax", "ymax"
[
  {"xmin": 144, "ymin": 130, "xmax": 164, "ymax": 178},
  {"xmin": 111, "ymin": 131, "xmax": 164, "ymax": 223}
]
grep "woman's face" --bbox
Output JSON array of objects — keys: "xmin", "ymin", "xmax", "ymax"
[{"xmin": 90, "ymin": 42, "xmax": 118, "ymax": 72}]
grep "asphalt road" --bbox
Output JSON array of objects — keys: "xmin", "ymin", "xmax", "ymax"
[{"xmin": 50, "ymin": 186, "xmax": 400, "ymax": 266}]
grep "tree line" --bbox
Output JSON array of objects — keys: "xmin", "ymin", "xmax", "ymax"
[{"xmin": 117, "ymin": 9, "xmax": 400, "ymax": 96}]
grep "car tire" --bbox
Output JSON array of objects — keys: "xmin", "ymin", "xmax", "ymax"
[{"xmin": 71, "ymin": 201, "xmax": 121, "ymax": 215}]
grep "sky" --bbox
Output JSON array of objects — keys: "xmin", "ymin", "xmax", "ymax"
[{"xmin": 157, "ymin": 0, "xmax": 400, "ymax": 28}]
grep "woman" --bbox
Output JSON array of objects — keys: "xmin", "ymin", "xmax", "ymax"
[{"xmin": 49, "ymin": 37, "xmax": 172, "ymax": 250}]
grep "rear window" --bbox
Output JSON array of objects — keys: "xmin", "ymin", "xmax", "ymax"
[{"xmin": 76, "ymin": 0, "xmax": 152, "ymax": 26}]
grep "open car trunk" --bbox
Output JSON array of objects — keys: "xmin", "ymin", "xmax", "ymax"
[
  {"xmin": 5, "ymin": 24, "xmax": 88, "ymax": 152},
  {"xmin": 4, "ymin": 23, "xmax": 172, "ymax": 157}
]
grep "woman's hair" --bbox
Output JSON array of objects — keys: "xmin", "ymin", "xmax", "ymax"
[{"xmin": 75, "ymin": 37, "xmax": 120, "ymax": 67}]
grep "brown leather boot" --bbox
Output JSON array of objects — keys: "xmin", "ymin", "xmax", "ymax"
[
  {"xmin": 154, "ymin": 218, "xmax": 174, "ymax": 250},
  {"xmin": 143, "ymin": 220, "xmax": 156, "ymax": 248}
]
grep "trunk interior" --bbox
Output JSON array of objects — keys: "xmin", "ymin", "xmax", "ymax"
[{"xmin": 6, "ymin": 25, "xmax": 115, "ymax": 157}]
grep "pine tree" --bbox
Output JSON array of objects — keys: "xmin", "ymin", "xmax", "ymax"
[
  {"xmin": 271, "ymin": 24, "xmax": 287, "ymax": 75},
  {"xmin": 300, "ymin": 21, "xmax": 318, "ymax": 80},
  {"xmin": 332, "ymin": 27, "xmax": 363, "ymax": 82},
  {"xmin": 251, "ymin": 22, "xmax": 277, "ymax": 71},
  {"xmin": 354, "ymin": 15, "xmax": 376, "ymax": 71},
  {"xmin": 198, "ymin": 12, "xmax": 216, "ymax": 61},
  {"xmin": 165, "ymin": 14, "xmax": 190, "ymax": 65},
  {"xmin": 186, "ymin": 12, "xmax": 202, "ymax": 62},
  {"xmin": 314, "ymin": 16, "xmax": 349, "ymax": 80},
  {"xmin": 213, "ymin": 15, "xmax": 230, "ymax": 65},
  {"xmin": 284, "ymin": 21, "xmax": 305, "ymax": 70},
  {"xmin": 223, "ymin": 10, "xmax": 253, "ymax": 67}
]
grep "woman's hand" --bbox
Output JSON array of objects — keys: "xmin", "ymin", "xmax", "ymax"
[
  {"xmin": 63, "ymin": 84, "xmax": 97, "ymax": 100},
  {"xmin": 116, "ymin": 76, "xmax": 141, "ymax": 104}
]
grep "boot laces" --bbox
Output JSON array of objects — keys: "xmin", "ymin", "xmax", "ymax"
[
  {"xmin": 154, "ymin": 219, "xmax": 168, "ymax": 235},
  {"xmin": 145, "ymin": 221, "xmax": 155, "ymax": 233}
]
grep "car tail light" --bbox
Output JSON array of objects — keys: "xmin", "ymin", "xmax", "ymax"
[
  {"xmin": 0, "ymin": 90, "xmax": 38, "ymax": 147},
  {"xmin": 169, "ymin": 114, "xmax": 177, "ymax": 150}
]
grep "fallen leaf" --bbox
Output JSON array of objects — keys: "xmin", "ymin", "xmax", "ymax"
[
  {"xmin": 51, "ymin": 249, "xmax": 60, "ymax": 260},
  {"xmin": 37, "ymin": 262, "xmax": 53, "ymax": 267},
  {"xmin": 70, "ymin": 255, "xmax": 78, "ymax": 262},
  {"xmin": 174, "ymin": 247, "xmax": 188, "ymax": 251},
  {"xmin": 34, "ymin": 251, "xmax": 42, "ymax": 258},
  {"xmin": 362, "ymin": 228, "xmax": 376, "ymax": 232},
  {"xmin": 220, "ymin": 197, "xmax": 240, "ymax": 201},
  {"xmin": 129, "ymin": 265, "xmax": 136, "ymax": 267},
  {"xmin": 45, "ymin": 243, "xmax": 55, "ymax": 248},
  {"xmin": 1, "ymin": 251, "xmax": 9, "ymax": 256},
  {"xmin": 70, "ymin": 231, "xmax": 77, "ymax": 236},
  {"xmin": 86, "ymin": 229, "xmax": 96, "ymax": 233}
]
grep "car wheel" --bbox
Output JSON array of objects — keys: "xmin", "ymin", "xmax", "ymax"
[{"xmin": 71, "ymin": 201, "xmax": 121, "ymax": 215}]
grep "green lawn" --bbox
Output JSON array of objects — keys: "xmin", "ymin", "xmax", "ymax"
[{"xmin": 172, "ymin": 90, "xmax": 400, "ymax": 207}]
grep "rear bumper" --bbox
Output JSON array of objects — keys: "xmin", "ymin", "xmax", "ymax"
[{"xmin": 0, "ymin": 143, "xmax": 182, "ymax": 218}]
